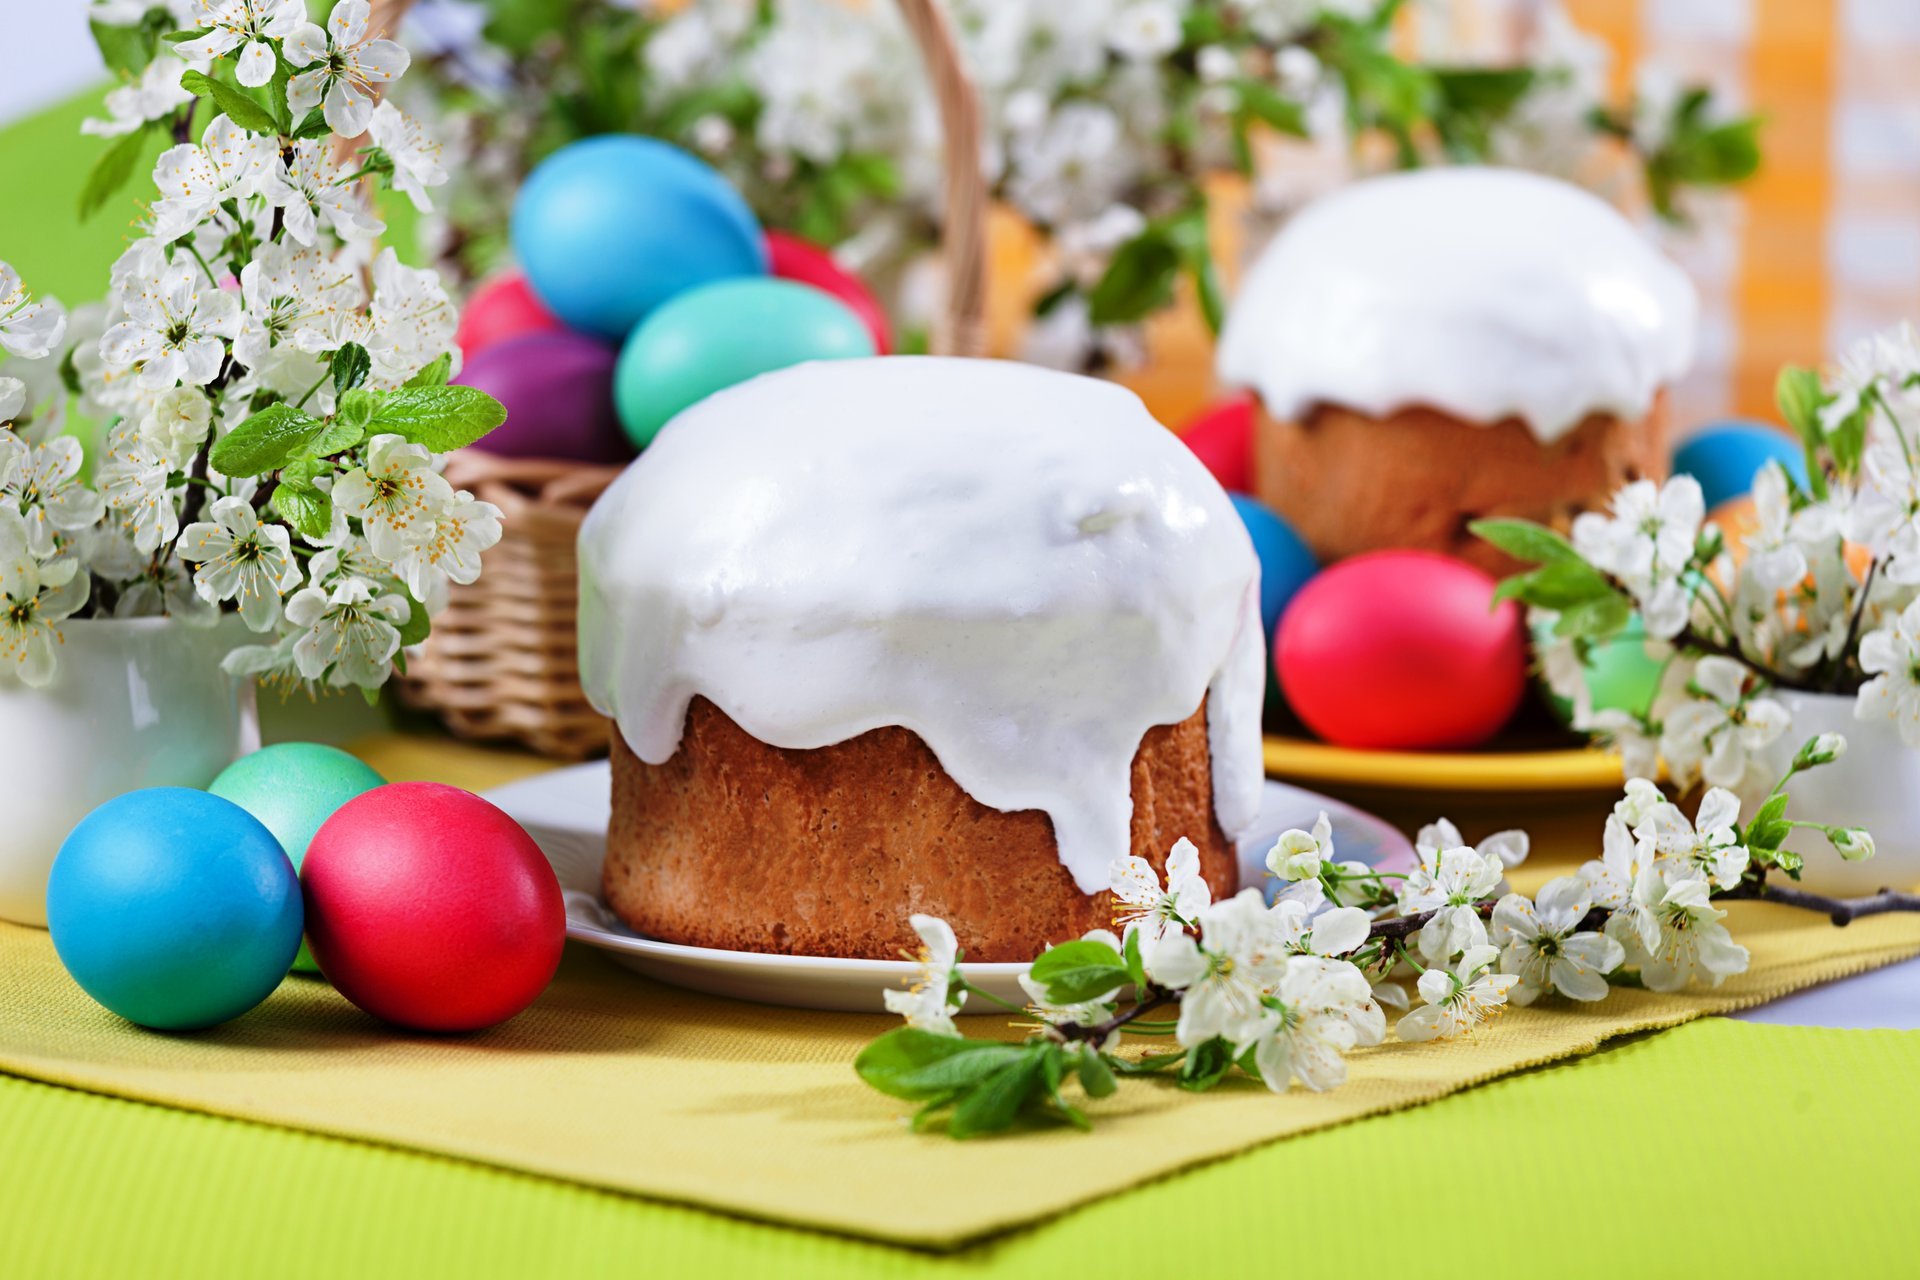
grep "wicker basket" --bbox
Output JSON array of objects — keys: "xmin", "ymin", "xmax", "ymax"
[{"xmin": 391, "ymin": 0, "xmax": 988, "ymax": 757}]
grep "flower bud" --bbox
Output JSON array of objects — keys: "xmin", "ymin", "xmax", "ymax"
[
  {"xmin": 1828, "ymin": 827, "xmax": 1875, "ymax": 862},
  {"xmin": 1793, "ymin": 733, "xmax": 1848, "ymax": 770},
  {"xmin": 1266, "ymin": 829, "xmax": 1322, "ymax": 882}
]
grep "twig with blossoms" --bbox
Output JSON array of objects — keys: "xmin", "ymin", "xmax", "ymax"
[
  {"xmin": 0, "ymin": 3, "xmax": 508, "ymax": 695},
  {"xmin": 857, "ymin": 733, "xmax": 1916, "ymax": 1137}
]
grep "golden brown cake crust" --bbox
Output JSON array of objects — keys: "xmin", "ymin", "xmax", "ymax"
[
  {"xmin": 604, "ymin": 697, "xmax": 1239, "ymax": 962},
  {"xmin": 1252, "ymin": 395, "xmax": 1672, "ymax": 576}
]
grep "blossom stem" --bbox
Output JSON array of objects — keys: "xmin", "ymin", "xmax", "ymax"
[
  {"xmin": 954, "ymin": 978, "xmax": 1030, "ymax": 1016},
  {"xmin": 1055, "ymin": 989, "xmax": 1176, "ymax": 1045},
  {"xmin": 1829, "ymin": 556, "xmax": 1878, "ymax": 694},
  {"xmin": 293, "ymin": 368, "xmax": 332, "ymax": 411}
]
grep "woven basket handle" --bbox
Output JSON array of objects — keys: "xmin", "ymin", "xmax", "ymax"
[{"xmin": 344, "ymin": 0, "xmax": 988, "ymax": 358}]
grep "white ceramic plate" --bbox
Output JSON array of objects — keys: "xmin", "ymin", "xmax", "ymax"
[{"xmin": 484, "ymin": 763, "xmax": 1414, "ymax": 1013}]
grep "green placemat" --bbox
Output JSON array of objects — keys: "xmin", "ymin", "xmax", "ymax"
[{"xmin": 6, "ymin": 1018, "xmax": 1919, "ymax": 1277}]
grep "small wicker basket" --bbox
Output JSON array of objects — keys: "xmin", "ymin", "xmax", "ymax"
[{"xmin": 389, "ymin": 0, "xmax": 989, "ymax": 757}]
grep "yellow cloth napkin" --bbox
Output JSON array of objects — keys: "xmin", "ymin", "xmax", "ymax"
[{"xmin": 4, "ymin": 894, "xmax": 1917, "ymax": 1248}]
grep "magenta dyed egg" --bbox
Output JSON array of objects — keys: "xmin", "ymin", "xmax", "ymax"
[{"xmin": 453, "ymin": 332, "xmax": 632, "ymax": 463}]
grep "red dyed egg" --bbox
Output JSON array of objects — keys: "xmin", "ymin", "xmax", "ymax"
[
  {"xmin": 455, "ymin": 270, "xmax": 567, "ymax": 361},
  {"xmin": 1275, "ymin": 550, "xmax": 1525, "ymax": 750},
  {"xmin": 766, "ymin": 230, "xmax": 891, "ymax": 355},
  {"xmin": 1178, "ymin": 394, "xmax": 1254, "ymax": 494},
  {"xmin": 302, "ymin": 783, "xmax": 565, "ymax": 1033}
]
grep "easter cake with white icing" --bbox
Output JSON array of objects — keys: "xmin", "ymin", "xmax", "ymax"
[
  {"xmin": 576, "ymin": 357, "xmax": 1265, "ymax": 961},
  {"xmin": 1216, "ymin": 166, "xmax": 1698, "ymax": 574}
]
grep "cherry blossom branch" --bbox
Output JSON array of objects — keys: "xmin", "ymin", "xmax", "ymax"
[
  {"xmin": 1714, "ymin": 879, "xmax": 1920, "ymax": 925},
  {"xmin": 1054, "ymin": 990, "xmax": 1175, "ymax": 1045}
]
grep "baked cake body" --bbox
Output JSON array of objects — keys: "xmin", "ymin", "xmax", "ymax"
[
  {"xmin": 577, "ymin": 357, "xmax": 1265, "ymax": 960},
  {"xmin": 1217, "ymin": 167, "xmax": 1696, "ymax": 568},
  {"xmin": 1254, "ymin": 396, "xmax": 1672, "ymax": 577},
  {"xmin": 606, "ymin": 698, "xmax": 1237, "ymax": 961}
]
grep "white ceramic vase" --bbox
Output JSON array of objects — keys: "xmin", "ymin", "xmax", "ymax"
[
  {"xmin": 1736, "ymin": 690, "xmax": 1920, "ymax": 897},
  {"xmin": 0, "ymin": 617, "xmax": 259, "ymax": 926}
]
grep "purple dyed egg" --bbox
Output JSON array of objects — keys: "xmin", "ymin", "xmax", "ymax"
[{"xmin": 453, "ymin": 332, "xmax": 632, "ymax": 463}]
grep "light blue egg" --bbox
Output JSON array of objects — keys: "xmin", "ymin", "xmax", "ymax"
[
  {"xmin": 1229, "ymin": 493, "xmax": 1318, "ymax": 639},
  {"xmin": 47, "ymin": 788, "xmax": 302, "ymax": 1030},
  {"xmin": 1672, "ymin": 423, "xmax": 1808, "ymax": 511},
  {"xmin": 511, "ymin": 136, "xmax": 768, "ymax": 340}
]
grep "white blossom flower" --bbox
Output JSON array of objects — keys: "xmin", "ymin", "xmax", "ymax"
[
  {"xmin": 0, "ymin": 433, "xmax": 106, "ymax": 558},
  {"xmin": 1108, "ymin": 836, "xmax": 1211, "ymax": 961},
  {"xmin": 176, "ymin": 495, "xmax": 303, "ymax": 630},
  {"xmin": 1108, "ymin": 3, "xmax": 1183, "ymax": 62},
  {"xmin": 234, "ymin": 241, "xmax": 364, "ymax": 371},
  {"xmin": 1659, "ymin": 655, "xmax": 1789, "ymax": 789},
  {"xmin": 1007, "ymin": 103, "xmax": 1138, "ymax": 226},
  {"xmin": 1490, "ymin": 877, "xmax": 1623, "ymax": 1004},
  {"xmin": 1636, "ymin": 872, "xmax": 1749, "ymax": 993},
  {"xmin": 285, "ymin": 575, "xmax": 408, "ymax": 687},
  {"xmin": 367, "ymin": 101, "xmax": 448, "ymax": 212},
  {"xmin": 1741, "ymin": 461, "xmax": 1840, "ymax": 590},
  {"xmin": 149, "ymin": 114, "xmax": 277, "ymax": 244},
  {"xmin": 176, "ymin": 0, "xmax": 306, "ymax": 87},
  {"xmin": 1613, "ymin": 777, "xmax": 1674, "ymax": 831},
  {"xmin": 263, "ymin": 140, "xmax": 387, "ymax": 247},
  {"xmin": 1240, "ymin": 956, "xmax": 1378, "ymax": 1093},
  {"xmin": 366, "ymin": 250, "xmax": 456, "ymax": 383},
  {"xmin": 883, "ymin": 913, "xmax": 963, "ymax": 1036},
  {"xmin": 1857, "ymin": 597, "xmax": 1920, "ymax": 746},
  {"xmin": 95, "ymin": 423, "xmax": 183, "ymax": 554},
  {"xmin": 0, "ymin": 511, "xmax": 88, "ymax": 686},
  {"xmin": 284, "ymin": 0, "xmax": 412, "ymax": 137},
  {"xmin": 100, "ymin": 255, "xmax": 242, "ymax": 389},
  {"xmin": 1580, "ymin": 707, "xmax": 1661, "ymax": 781},
  {"xmin": 384, "ymin": 489, "xmax": 501, "ymax": 613},
  {"xmin": 83, "ymin": 55, "xmax": 199, "ymax": 137},
  {"xmin": 1266, "ymin": 810, "xmax": 1332, "ymax": 883},
  {"xmin": 1395, "ymin": 945, "xmax": 1517, "ymax": 1042},
  {"xmin": 331, "ymin": 434, "xmax": 454, "ymax": 561},
  {"xmin": 0, "ymin": 263, "xmax": 66, "ymax": 360},
  {"xmin": 1645, "ymin": 787, "xmax": 1750, "ymax": 889},
  {"xmin": 1398, "ymin": 839, "xmax": 1503, "ymax": 965},
  {"xmin": 1570, "ymin": 475, "xmax": 1704, "ymax": 637},
  {"xmin": 1151, "ymin": 888, "xmax": 1286, "ymax": 1049},
  {"xmin": 84, "ymin": 527, "xmax": 211, "ymax": 622},
  {"xmin": 1269, "ymin": 899, "xmax": 1371, "ymax": 958},
  {"xmin": 138, "ymin": 385, "xmax": 214, "ymax": 468}
]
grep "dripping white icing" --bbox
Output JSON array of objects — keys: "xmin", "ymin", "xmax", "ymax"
[
  {"xmin": 577, "ymin": 357, "xmax": 1265, "ymax": 894},
  {"xmin": 1216, "ymin": 167, "xmax": 1699, "ymax": 442}
]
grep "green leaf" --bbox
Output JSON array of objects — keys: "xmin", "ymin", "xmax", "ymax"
[
  {"xmin": 1178, "ymin": 1037, "xmax": 1235, "ymax": 1092},
  {"xmin": 1077, "ymin": 1052, "xmax": 1119, "ymax": 1100},
  {"xmin": 1503, "ymin": 558, "xmax": 1616, "ymax": 609},
  {"xmin": 1551, "ymin": 592, "xmax": 1632, "ymax": 641},
  {"xmin": 1027, "ymin": 939, "xmax": 1129, "ymax": 1005},
  {"xmin": 367, "ymin": 386, "xmax": 508, "ymax": 451},
  {"xmin": 270, "ymin": 481, "xmax": 333, "ymax": 542},
  {"xmin": 855, "ymin": 1028, "xmax": 992, "ymax": 1099},
  {"xmin": 292, "ymin": 107, "xmax": 332, "ymax": 140},
  {"xmin": 1121, "ymin": 927, "xmax": 1147, "ymax": 993},
  {"xmin": 1745, "ymin": 792, "xmax": 1792, "ymax": 852},
  {"xmin": 1087, "ymin": 229, "xmax": 1179, "ymax": 327},
  {"xmin": 1432, "ymin": 66, "xmax": 1536, "ymax": 116},
  {"xmin": 92, "ymin": 18, "xmax": 159, "ymax": 76},
  {"xmin": 1110, "ymin": 1049, "xmax": 1186, "ymax": 1076},
  {"xmin": 1232, "ymin": 79, "xmax": 1308, "ymax": 137},
  {"xmin": 949, "ymin": 1054, "xmax": 1045, "ymax": 1139},
  {"xmin": 1775, "ymin": 366, "xmax": 1826, "ymax": 444},
  {"xmin": 396, "ymin": 590, "xmax": 431, "ymax": 649},
  {"xmin": 331, "ymin": 342, "xmax": 372, "ymax": 396},
  {"xmin": 211, "ymin": 404, "xmax": 330, "ymax": 476},
  {"xmin": 79, "ymin": 127, "xmax": 151, "ymax": 222},
  {"xmin": 1469, "ymin": 517, "xmax": 1578, "ymax": 566},
  {"xmin": 405, "ymin": 352, "xmax": 454, "ymax": 388},
  {"xmin": 178, "ymin": 70, "xmax": 282, "ymax": 136}
]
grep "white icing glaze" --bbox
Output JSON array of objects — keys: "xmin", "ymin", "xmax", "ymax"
[
  {"xmin": 577, "ymin": 356, "xmax": 1265, "ymax": 894},
  {"xmin": 1216, "ymin": 166, "xmax": 1698, "ymax": 442}
]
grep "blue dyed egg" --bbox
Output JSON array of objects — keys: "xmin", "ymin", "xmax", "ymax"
[
  {"xmin": 1672, "ymin": 423, "xmax": 1808, "ymax": 510},
  {"xmin": 47, "ymin": 788, "xmax": 302, "ymax": 1030},
  {"xmin": 1228, "ymin": 493, "xmax": 1318, "ymax": 638},
  {"xmin": 210, "ymin": 743, "xmax": 386, "ymax": 974},
  {"xmin": 614, "ymin": 278, "xmax": 876, "ymax": 448},
  {"xmin": 511, "ymin": 136, "xmax": 768, "ymax": 340}
]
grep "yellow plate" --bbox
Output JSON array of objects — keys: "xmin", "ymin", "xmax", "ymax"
[{"xmin": 1262, "ymin": 735, "xmax": 1628, "ymax": 793}]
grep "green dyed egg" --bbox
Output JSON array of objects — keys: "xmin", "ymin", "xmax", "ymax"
[
  {"xmin": 209, "ymin": 743, "xmax": 385, "ymax": 973},
  {"xmin": 1535, "ymin": 613, "xmax": 1665, "ymax": 724},
  {"xmin": 614, "ymin": 277, "xmax": 876, "ymax": 447}
]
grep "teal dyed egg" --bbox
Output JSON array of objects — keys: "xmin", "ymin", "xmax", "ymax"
[
  {"xmin": 210, "ymin": 743, "xmax": 385, "ymax": 974},
  {"xmin": 614, "ymin": 278, "xmax": 876, "ymax": 447},
  {"xmin": 1533, "ymin": 613, "xmax": 1665, "ymax": 724}
]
